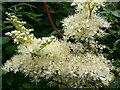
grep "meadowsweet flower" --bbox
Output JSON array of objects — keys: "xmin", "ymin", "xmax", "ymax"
[
  {"xmin": 61, "ymin": 0, "xmax": 110, "ymax": 41},
  {"xmin": 5, "ymin": 12, "xmax": 35, "ymax": 44},
  {"xmin": 2, "ymin": 1, "xmax": 115, "ymax": 88}
]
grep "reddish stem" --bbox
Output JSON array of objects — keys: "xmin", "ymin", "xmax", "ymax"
[
  {"xmin": 43, "ymin": 0, "xmax": 63, "ymax": 38},
  {"xmin": 48, "ymin": 78, "xmax": 67, "ymax": 86},
  {"xmin": 88, "ymin": 38, "xmax": 90, "ymax": 52}
]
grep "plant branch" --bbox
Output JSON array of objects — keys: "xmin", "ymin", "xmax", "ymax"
[{"xmin": 48, "ymin": 78, "xmax": 67, "ymax": 86}]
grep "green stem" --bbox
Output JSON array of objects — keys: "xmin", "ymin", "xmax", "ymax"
[{"xmin": 88, "ymin": 2, "xmax": 96, "ymax": 19}]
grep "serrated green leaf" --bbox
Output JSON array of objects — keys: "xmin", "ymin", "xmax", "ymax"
[{"xmin": 112, "ymin": 10, "xmax": 120, "ymax": 17}]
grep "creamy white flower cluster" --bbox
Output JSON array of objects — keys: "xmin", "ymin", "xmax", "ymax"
[
  {"xmin": 2, "ymin": 1, "xmax": 115, "ymax": 88},
  {"xmin": 88, "ymin": 39, "xmax": 107, "ymax": 53},
  {"xmin": 71, "ymin": 0, "xmax": 106, "ymax": 13},
  {"xmin": 61, "ymin": 0, "xmax": 110, "ymax": 41},
  {"xmin": 5, "ymin": 12, "xmax": 35, "ymax": 44},
  {"xmin": 2, "ymin": 48, "xmax": 114, "ymax": 87},
  {"xmin": 17, "ymin": 36, "xmax": 56, "ymax": 55}
]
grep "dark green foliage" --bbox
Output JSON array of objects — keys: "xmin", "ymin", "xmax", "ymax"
[
  {"xmin": 98, "ymin": 2, "xmax": 120, "ymax": 67},
  {"xmin": 1, "ymin": 1, "xmax": 120, "ymax": 89},
  {"xmin": 97, "ymin": 2, "xmax": 120, "ymax": 88}
]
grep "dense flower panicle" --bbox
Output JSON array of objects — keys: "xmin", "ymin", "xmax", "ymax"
[
  {"xmin": 61, "ymin": 0, "xmax": 110, "ymax": 41},
  {"xmin": 2, "ymin": 49, "xmax": 114, "ymax": 87},
  {"xmin": 2, "ymin": 1, "xmax": 115, "ymax": 88}
]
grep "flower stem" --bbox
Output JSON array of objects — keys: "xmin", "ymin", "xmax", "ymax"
[{"xmin": 43, "ymin": 0, "xmax": 63, "ymax": 38}]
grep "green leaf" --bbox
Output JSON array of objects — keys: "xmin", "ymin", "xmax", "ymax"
[
  {"xmin": 8, "ymin": 8, "xmax": 15, "ymax": 12},
  {"xmin": 118, "ymin": 31, "xmax": 120, "ymax": 36},
  {"xmin": 22, "ymin": 83, "xmax": 33, "ymax": 88},
  {"xmin": 7, "ymin": 78, "xmax": 14, "ymax": 86},
  {"xmin": 51, "ymin": 30, "xmax": 64, "ymax": 36},
  {"xmin": 113, "ymin": 39, "xmax": 120, "ymax": 47},
  {"xmin": 16, "ymin": 14, "xmax": 23, "ymax": 17},
  {"xmin": 109, "ymin": 78, "xmax": 120, "ymax": 88},
  {"xmin": 51, "ymin": 31, "xmax": 58, "ymax": 35},
  {"xmin": 112, "ymin": 10, "xmax": 120, "ymax": 17},
  {"xmin": 102, "ymin": 33, "xmax": 110, "ymax": 41},
  {"xmin": 17, "ymin": 12, "xmax": 43, "ymax": 21},
  {"xmin": 3, "ymin": 21, "xmax": 10, "ymax": 24},
  {"xmin": 10, "ymin": 3, "xmax": 37, "ymax": 9},
  {"xmin": 0, "ymin": 37, "xmax": 11, "ymax": 45},
  {"xmin": 5, "ymin": 45, "xmax": 17, "ymax": 56},
  {"xmin": 109, "ymin": 50, "xmax": 114, "ymax": 53},
  {"xmin": 109, "ymin": 30, "xmax": 117, "ymax": 34},
  {"xmin": 36, "ymin": 19, "xmax": 42, "ymax": 21},
  {"xmin": 101, "ymin": 9, "xmax": 111, "ymax": 14},
  {"xmin": 6, "ymin": 73, "xmax": 14, "ymax": 86},
  {"xmin": 2, "ymin": 26, "xmax": 13, "ymax": 30},
  {"xmin": 28, "ymin": 12, "xmax": 44, "ymax": 18},
  {"xmin": 55, "ymin": 19, "xmax": 60, "ymax": 26},
  {"xmin": 17, "ymin": 7, "xmax": 23, "ymax": 11}
]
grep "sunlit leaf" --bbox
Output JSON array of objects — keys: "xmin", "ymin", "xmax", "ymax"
[
  {"xmin": 113, "ymin": 39, "xmax": 120, "ymax": 47},
  {"xmin": 112, "ymin": 10, "xmax": 120, "ymax": 17}
]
